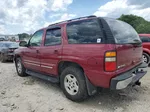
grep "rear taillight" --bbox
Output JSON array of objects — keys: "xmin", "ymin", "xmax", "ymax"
[{"xmin": 105, "ymin": 51, "xmax": 117, "ymax": 72}]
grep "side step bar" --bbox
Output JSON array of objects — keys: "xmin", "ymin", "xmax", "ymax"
[{"xmin": 26, "ymin": 69, "xmax": 59, "ymax": 83}]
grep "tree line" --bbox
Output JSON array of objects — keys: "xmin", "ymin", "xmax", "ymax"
[
  {"xmin": 18, "ymin": 33, "xmax": 32, "ymax": 41},
  {"xmin": 118, "ymin": 14, "xmax": 150, "ymax": 33}
]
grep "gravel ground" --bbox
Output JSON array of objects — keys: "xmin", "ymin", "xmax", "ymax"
[{"xmin": 0, "ymin": 62, "xmax": 150, "ymax": 112}]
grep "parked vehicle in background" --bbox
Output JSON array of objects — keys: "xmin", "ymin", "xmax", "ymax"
[
  {"xmin": 0, "ymin": 41, "xmax": 19, "ymax": 62},
  {"xmin": 139, "ymin": 34, "xmax": 150, "ymax": 64},
  {"xmin": 0, "ymin": 38, "xmax": 5, "ymax": 41},
  {"xmin": 14, "ymin": 16, "xmax": 147, "ymax": 102}
]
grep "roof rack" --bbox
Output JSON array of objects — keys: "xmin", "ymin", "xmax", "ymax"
[{"xmin": 48, "ymin": 15, "xmax": 96, "ymax": 27}]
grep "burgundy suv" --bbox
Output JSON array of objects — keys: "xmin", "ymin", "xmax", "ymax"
[
  {"xmin": 14, "ymin": 16, "xmax": 147, "ymax": 101},
  {"xmin": 139, "ymin": 34, "xmax": 150, "ymax": 64}
]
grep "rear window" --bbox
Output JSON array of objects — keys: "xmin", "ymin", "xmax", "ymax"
[
  {"xmin": 140, "ymin": 36, "xmax": 150, "ymax": 42},
  {"xmin": 105, "ymin": 18, "xmax": 141, "ymax": 44},
  {"xmin": 67, "ymin": 19, "xmax": 103, "ymax": 44}
]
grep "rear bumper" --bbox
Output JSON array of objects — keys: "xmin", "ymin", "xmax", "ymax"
[{"xmin": 110, "ymin": 63, "xmax": 148, "ymax": 90}]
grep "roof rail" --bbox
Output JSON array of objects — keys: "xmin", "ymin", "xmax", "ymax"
[{"xmin": 48, "ymin": 15, "xmax": 96, "ymax": 27}]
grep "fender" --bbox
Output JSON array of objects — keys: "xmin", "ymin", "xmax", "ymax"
[
  {"xmin": 57, "ymin": 58, "xmax": 86, "ymax": 74},
  {"xmin": 143, "ymin": 48, "xmax": 150, "ymax": 55},
  {"xmin": 57, "ymin": 60, "xmax": 97, "ymax": 96}
]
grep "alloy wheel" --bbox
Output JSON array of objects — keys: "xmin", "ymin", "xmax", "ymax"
[
  {"xmin": 64, "ymin": 74, "xmax": 79, "ymax": 95},
  {"xmin": 143, "ymin": 54, "xmax": 148, "ymax": 63},
  {"xmin": 17, "ymin": 59, "xmax": 22, "ymax": 74}
]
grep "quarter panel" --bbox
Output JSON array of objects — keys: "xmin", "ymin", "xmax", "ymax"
[{"xmin": 62, "ymin": 44, "xmax": 116, "ymax": 87}]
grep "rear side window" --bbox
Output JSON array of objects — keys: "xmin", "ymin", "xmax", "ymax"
[
  {"xmin": 45, "ymin": 28, "xmax": 61, "ymax": 46},
  {"xmin": 105, "ymin": 18, "xmax": 141, "ymax": 44},
  {"xmin": 67, "ymin": 19, "xmax": 103, "ymax": 44},
  {"xmin": 140, "ymin": 36, "xmax": 150, "ymax": 42}
]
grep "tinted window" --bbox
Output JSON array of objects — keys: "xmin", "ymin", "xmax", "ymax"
[
  {"xmin": 105, "ymin": 18, "xmax": 141, "ymax": 44},
  {"xmin": 140, "ymin": 36, "xmax": 150, "ymax": 42},
  {"xmin": 45, "ymin": 28, "xmax": 61, "ymax": 46},
  {"xmin": 67, "ymin": 19, "xmax": 103, "ymax": 44},
  {"xmin": 29, "ymin": 30, "xmax": 43, "ymax": 46}
]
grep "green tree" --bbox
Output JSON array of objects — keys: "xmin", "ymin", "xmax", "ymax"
[
  {"xmin": 118, "ymin": 14, "xmax": 150, "ymax": 33},
  {"xmin": 18, "ymin": 33, "xmax": 31, "ymax": 41}
]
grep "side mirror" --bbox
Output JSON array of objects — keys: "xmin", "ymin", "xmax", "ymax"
[{"xmin": 19, "ymin": 41, "xmax": 28, "ymax": 47}]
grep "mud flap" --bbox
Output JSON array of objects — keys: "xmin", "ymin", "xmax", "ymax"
[{"xmin": 85, "ymin": 75, "xmax": 97, "ymax": 96}]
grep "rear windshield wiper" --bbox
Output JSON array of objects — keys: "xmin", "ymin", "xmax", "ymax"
[
  {"xmin": 133, "ymin": 39, "xmax": 141, "ymax": 43},
  {"xmin": 128, "ymin": 39, "xmax": 142, "ymax": 46}
]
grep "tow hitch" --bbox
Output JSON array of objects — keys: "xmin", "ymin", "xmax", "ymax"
[{"xmin": 135, "ymin": 80, "xmax": 141, "ymax": 86}]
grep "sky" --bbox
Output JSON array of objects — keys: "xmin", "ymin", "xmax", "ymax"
[{"xmin": 0, "ymin": 0, "xmax": 150, "ymax": 35}]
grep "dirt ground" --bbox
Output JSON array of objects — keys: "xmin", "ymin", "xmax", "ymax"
[{"xmin": 0, "ymin": 62, "xmax": 150, "ymax": 112}]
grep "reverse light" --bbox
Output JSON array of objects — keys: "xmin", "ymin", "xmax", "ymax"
[{"xmin": 105, "ymin": 51, "xmax": 117, "ymax": 72}]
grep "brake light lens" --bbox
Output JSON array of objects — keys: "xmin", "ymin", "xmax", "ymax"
[{"xmin": 105, "ymin": 51, "xmax": 117, "ymax": 72}]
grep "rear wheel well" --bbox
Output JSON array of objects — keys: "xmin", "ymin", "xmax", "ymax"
[
  {"xmin": 143, "ymin": 51, "xmax": 150, "ymax": 56},
  {"xmin": 58, "ymin": 61, "xmax": 98, "ymax": 96},
  {"xmin": 58, "ymin": 61, "xmax": 84, "ymax": 75}
]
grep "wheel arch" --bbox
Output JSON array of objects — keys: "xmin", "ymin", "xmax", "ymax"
[
  {"xmin": 57, "ymin": 61, "xmax": 84, "ymax": 75},
  {"xmin": 14, "ymin": 54, "xmax": 21, "ymax": 63},
  {"xmin": 143, "ymin": 51, "xmax": 150, "ymax": 56},
  {"xmin": 143, "ymin": 48, "xmax": 150, "ymax": 56},
  {"xmin": 57, "ymin": 60, "xmax": 97, "ymax": 96},
  {"xmin": 143, "ymin": 50, "xmax": 150, "ymax": 64}
]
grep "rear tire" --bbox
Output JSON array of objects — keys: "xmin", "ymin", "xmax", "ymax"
[
  {"xmin": 15, "ymin": 57, "xmax": 27, "ymax": 77},
  {"xmin": 143, "ymin": 53, "xmax": 150, "ymax": 64},
  {"xmin": 0, "ymin": 53, "xmax": 6, "ymax": 63},
  {"xmin": 60, "ymin": 66, "xmax": 88, "ymax": 102}
]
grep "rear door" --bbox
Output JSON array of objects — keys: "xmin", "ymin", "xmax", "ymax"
[
  {"xmin": 22, "ymin": 30, "xmax": 44, "ymax": 72},
  {"xmin": 105, "ymin": 19, "xmax": 142, "ymax": 70},
  {"xmin": 39, "ymin": 27, "xmax": 62, "ymax": 75}
]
